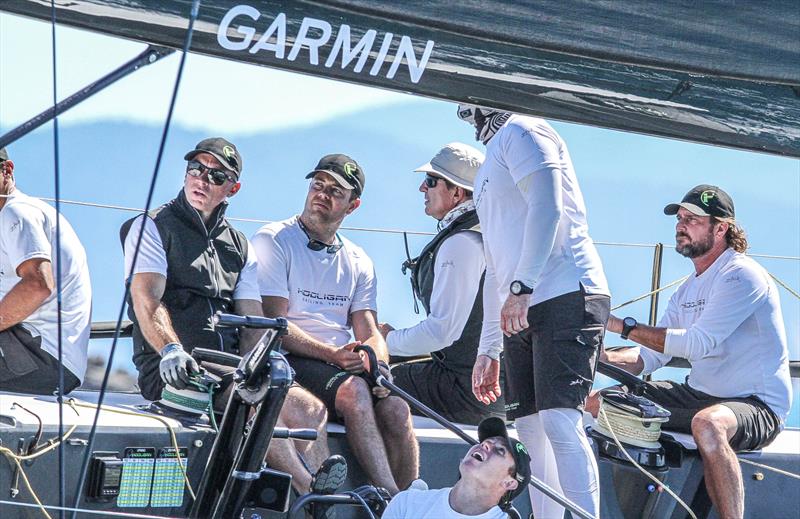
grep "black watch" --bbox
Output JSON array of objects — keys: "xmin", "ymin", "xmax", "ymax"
[
  {"xmin": 509, "ymin": 280, "xmax": 533, "ymax": 296},
  {"xmin": 620, "ymin": 317, "xmax": 638, "ymax": 340}
]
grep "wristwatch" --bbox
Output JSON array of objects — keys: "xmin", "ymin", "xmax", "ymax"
[
  {"xmin": 620, "ymin": 317, "xmax": 638, "ymax": 340},
  {"xmin": 509, "ymin": 280, "xmax": 533, "ymax": 296}
]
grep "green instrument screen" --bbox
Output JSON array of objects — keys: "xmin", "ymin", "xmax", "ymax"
[
  {"xmin": 118, "ymin": 447, "xmax": 155, "ymax": 507},
  {"xmin": 150, "ymin": 447, "xmax": 188, "ymax": 507}
]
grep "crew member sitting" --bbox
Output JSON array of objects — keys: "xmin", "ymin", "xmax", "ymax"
[
  {"xmin": 0, "ymin": 147, "xmax": 91, "ymax": 395},
  {"xmin": 252, "ymin": 153, "xmax": 420, "ymax": 496},
  {"xmin": 383, "ymin": 417, "xmax": 531, "ymax": 519},
  {"xmin": 379, "ymin": 142, "xmax": 505, "ymax": 425},
  {"xmin": 121, "ymin": 138, "xmax": 338, "ymax": 497},
  {"xmin": 589, "ymin": 185, "xmax": 792, "ymax": 519}
]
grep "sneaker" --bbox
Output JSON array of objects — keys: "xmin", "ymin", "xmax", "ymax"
[
  {"xmin": 309, "ymin": 455, "xmax": 348, "ymax": 519},
  {"xmin": 310, "ymin": 455, "xmax": 348, "ymax": 494}
]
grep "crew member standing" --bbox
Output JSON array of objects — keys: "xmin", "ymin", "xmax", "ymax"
[{"xmin": 460, "ymin": 105, "xmax": 610, "ymax": 518}]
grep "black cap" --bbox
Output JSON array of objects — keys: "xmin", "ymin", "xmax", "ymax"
[
  {"xmin": 478, "ymin": 417, "xmax": 532, "ymax": 504},
  {"xmin": 0, "ymin": 147, "xmax": 8, "ymax": 161},
  {"xmin": 184, "ymin": 137, "xmax": 242, "ymax": 178},
  {"xmin": 664, "ymin": 184, "xmax": 735, "ymax": 219},
  {"xmin": 305, "ymin": 154, "xmax": 365, "ymax": 196}
]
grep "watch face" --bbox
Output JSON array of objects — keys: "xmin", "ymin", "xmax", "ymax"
[
  {"xmin": 510, "ymin": 281, "xmax": 522, "ymax": 295},
  {"xmin": 623, "ymin": 317, "xmax": 637, "ymax": 328}
]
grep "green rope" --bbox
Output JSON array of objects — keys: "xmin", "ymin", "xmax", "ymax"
[
  {"xmin": 161, "ymin": 388, "xmax": 209, "ymax": 413},
  {"xmin": 161, "ymin": 377, "xmax": 219, "ymax": 433}
]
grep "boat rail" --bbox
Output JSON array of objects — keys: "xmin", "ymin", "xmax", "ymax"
[{"xmin": 62, "ymin": 195, "xmax": 799, "ymax": 379}]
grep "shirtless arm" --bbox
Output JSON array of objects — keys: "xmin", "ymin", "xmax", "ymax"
[{"xmin": 0, "ymin": 258, "xmax": 54, "ymax": 331}]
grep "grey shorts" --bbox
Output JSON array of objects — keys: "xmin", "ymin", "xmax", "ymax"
[
  {"xmin": 0, "ymin": 324, "xmax": 80, "ymax": 395},
  {"xmin": 503, "ymin": 285, "xmax": 610, "ymax": 419},
  {"xmin": 641, "ymin": 380, "xmax": 781, "ymax": 452}
]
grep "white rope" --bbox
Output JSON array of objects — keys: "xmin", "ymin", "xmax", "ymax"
[
  {"xmin": 0, "ymin": 500, "xmax": 181, "ymax": 518},
  {"xmin": 611, "ymin": 275, "xmax": 690, "ymax": 311},
  {"xmin": 738, "ymin": 458, "xmax": 800, "ymax": 480}
]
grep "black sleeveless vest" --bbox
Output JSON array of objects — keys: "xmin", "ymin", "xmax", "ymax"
[
  {"xmin": 409, "ymin": 210, "xmax": 484, "ymax": 373},
  {"xmin": 120, "ymin": 190, "xmax": 248, "ymax": 371}
]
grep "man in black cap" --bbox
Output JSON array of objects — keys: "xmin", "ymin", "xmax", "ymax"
[
  {"xmin": 253, "ymin": 154, "xmax": 420, "ymax": 496},
  {"xmin": 383, "ymin": 417, "xmax": 531, "ymax": 519},
  {"xmin": 121, "ymin": 139, "xmax": 341, "ymax": 499},
  {"xmin": 592, "ymin": 185, "xmax": 791, "ymax": 519}
]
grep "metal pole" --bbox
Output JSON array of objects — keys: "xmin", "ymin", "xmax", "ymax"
[
  {"xmin": 189, "ymin": 393, "xmax": 248, "ymax": 517},
  {"xmin": 0, "ymin": 45, "xmax": 173, "ymax": 150},
  {"xmin": 214, "ymin": 354, "xmax": 293, "ymax": 518},
  {"xmin": 648, "ymin": 243, "xmax": 664, "ymax": 326}
]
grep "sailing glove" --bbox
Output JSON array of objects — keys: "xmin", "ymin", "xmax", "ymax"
[{"xmin": 159, "ymin": 343, "xmax": 199, "ymax": 390}]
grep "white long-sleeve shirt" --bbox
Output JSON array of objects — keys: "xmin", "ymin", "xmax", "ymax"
[
  {"xmin": 388, "ymin": 231, "xmax": 495, "ymax": 356},
  {"xmin": 475, "ymin": 115, "xmax": 608, "ymax": 357},
  {"xmin": 639, "ymin": 248, "xmax": 792, "ymax": 422}
]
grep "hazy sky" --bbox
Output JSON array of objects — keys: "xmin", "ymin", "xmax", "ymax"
[
  {"xmin": 2, "ymin": 12, "xmax": 798, "ymax": 422},
  {"xmin": 0, "ymin": 13, "xmax": 412, "ymax": 134}
]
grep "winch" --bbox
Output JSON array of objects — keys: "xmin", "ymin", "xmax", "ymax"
[
  {"xmin": 155, "ymin": 371, "xmax": 221, "ymax": 427},
  {"xmin": 592, "ymin": 389, "xmax": 671, "ymax": 468}
]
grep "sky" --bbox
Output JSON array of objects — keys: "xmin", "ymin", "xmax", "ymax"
[{"xmin": 1, "ymin": 12, "xmax": 799, "ymax": 423}]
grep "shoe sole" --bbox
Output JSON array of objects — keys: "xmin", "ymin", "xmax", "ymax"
[{"xmin": 311, "ymin": 455, "xmax": 348, "ymax": 495}]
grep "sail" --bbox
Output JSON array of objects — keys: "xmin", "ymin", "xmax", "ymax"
[{"xmin": 3, "ymin": 0, "xmax": 799, "ymax": 157}]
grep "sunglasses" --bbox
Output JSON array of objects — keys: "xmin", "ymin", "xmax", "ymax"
[
  {"xmin": 424, "ymin": 174, "xmax": 444, "ymax": 188},
  {"xmin": 186, "ymin": 160, "xmax": 237, "ymax": 186},
  {"xmin": 298, "ymin": 218, "xmax": 343, "ymax": 254},
  {"xmin": 307, "ymin": 237, "xmax": 343, "ymax": 254}
]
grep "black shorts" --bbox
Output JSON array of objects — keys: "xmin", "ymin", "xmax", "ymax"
[
  {"xmin": 641, "ymin": 380, "xmax": 781, "ymax": 452},
  {"xmin": 0, "ymin": 324, "xmax": 80, "ymax": 395},
  {"xmin": 391, "ymin": 360, "xmax": 505, "ymax": 426},
  {"xmin": 503, "ymin": 285, "xmax": 610, "ymax": 419},
  {"xmin": 286, "ymin": 354, "xmax": 375, "ymax": 422}
]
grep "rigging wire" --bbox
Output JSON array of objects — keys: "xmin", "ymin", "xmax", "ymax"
[
  {"xmin": 47, "ymin": 1, "xmax": 67, "ymax": 516},
  {"xmin": 3, "ymin": 194, "xmax": 799, "ymax": 262},
  {"xmin": 68, "ymin": 1, "xmax": 204, "ymax": 516}
]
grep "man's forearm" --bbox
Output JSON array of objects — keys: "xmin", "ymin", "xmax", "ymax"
[
  {"xmin": 360, "ymin": 333, "xmax": 389, "ymax": 363},
  {"xmin": 607, "ymin": 315, "xmax": 667, "ymax": 353},
  {"xmin": 134, "ymin": 300, "xmax": 180, "ymax": 354},
  {"xmin": 280, "ymin": 322, "xmax": 337, "ymax": 362},
  {"xmin": 625, "ymin": 324, "xmax": 667, "ymax": 353},
  {"xmin": 234, "ymin": 299, "xmax": 265, "ymax": 354},
  {"xmin": 0, "ymin": 277, "xmax": 52, "ymax": 331},
  {"xmin": 602, "ymin": 347, "xmax": 645, "ymax": 376}
]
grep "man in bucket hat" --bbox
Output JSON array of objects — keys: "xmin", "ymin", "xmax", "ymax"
[
  {"xmin": 379, "ymin": 142, "xmax": 505, "ymax": 425},
  {"xmin": 383, "ymin": 416, "xmax": 532, "ymax": 518},
  {"xmin": 593, "ymin": 184, "xmax": 791, "ymax": 519}
]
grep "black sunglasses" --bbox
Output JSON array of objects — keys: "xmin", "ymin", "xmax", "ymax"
[
  {"xmin": 307, "ymin": 237, "xmax": 343, "ymax": 254},
  {"xmin": 298, "ymin": 218, "xmax": 343, "ymax": 254},
  {"xmin": 186, "ymin": 160, "xmax": 236, "ymax": 186},
  {"xmin": 424, "ymin": 174, "xmax": 443, "ymax": 188}
]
